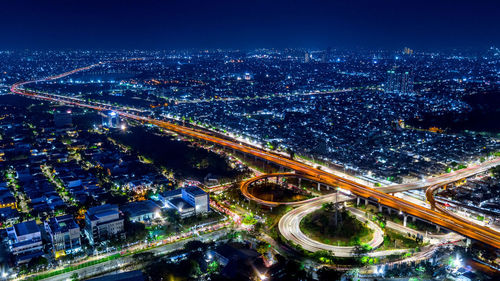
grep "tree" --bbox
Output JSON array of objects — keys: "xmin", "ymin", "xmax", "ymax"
[
  {"xmin": 124, "ymin": 219, "xmax": 148, "ymax": 243},
  {"xmin": 352, "ymin": 244, "xmax": 367, "ymax": 257},
  {"xmin": 256, "ymin": 241, "xmax": 270, "ymax": 256},
  {"xmin": 164, "ymin": 209, "xmax": 181, "ymax": 226},
  {"xmin": 317, "ymin": 267, "xmax": 343, "ymax": 280},
  {"xmin": 183, "ymin": 240, "xmax": 207, "ymax": 253}
]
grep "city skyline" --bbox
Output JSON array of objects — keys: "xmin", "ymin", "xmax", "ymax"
[{"xmin": 0, "ymin": 1, "xmax": 499, "ymax": 280}]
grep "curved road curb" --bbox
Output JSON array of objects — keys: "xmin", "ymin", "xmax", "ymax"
[{"xmin": 278, "ymin": 194, "xmax": 390, "ymax": 257}]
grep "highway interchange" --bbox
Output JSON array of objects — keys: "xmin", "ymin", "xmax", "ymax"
[{"xmin": 10, "ymin": 61, "xmax": 500, "ymax": 255}]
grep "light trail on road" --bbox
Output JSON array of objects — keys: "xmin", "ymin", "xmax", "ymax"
[
  {"xmin": 278, "ymin": 193, "xmax": 388, "ymax": 257},
  {"xmin": 10, "ymin": 61, "xmax": 500, "ymax": 249}
]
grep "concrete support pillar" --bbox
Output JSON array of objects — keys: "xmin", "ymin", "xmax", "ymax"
[
  {"xmin": 387, "ymin": 208, "xmax": 391, "ymax": 215},
  {"xmin": 298, "ymin": 178, "xmax": 302, "ymax": 188},
  {"xmin": 378, "ymin": 204, "xmax": 382, "ymax": 213},
  {"xmin": 436, "ymin": 225, "xmax": 440, "ymax": 232},
  {"xmin": 317, "ymin": 182, "xmax": 321, "ymax": 191},
  {"xmin": 276, "ymin": 176, "xmax": 279, "ymax": 184},
  {"xmin": 466, "ymin": 238, "xmax": 471, "ymax": 248},
  {"xmin": 403, "ymin": 215, "xmax": 407, "ymax": 227},
  {"xmin": 364, "ymin": 199, "xmax": 368, "ymax": 206},
  {"xmin": 356, "ymin": 197, "xmax": 360, "ymax": 206},
  {"xmin": 412, "ymin": 216, "xmax": 416, "ymax": 223}
]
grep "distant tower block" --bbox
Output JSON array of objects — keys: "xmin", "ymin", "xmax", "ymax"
[
  {"xmin": 403, "ymin": 47, "xmax": 414, "ymax": 55},
  {"xmin": 102, "ymin": 111, "xmax": 120, "ymax": 128},
  {"xmin": 304, "ymin": 52, "xmax": 311, "ymax": 63},
  {"xmin": 385, "ymin": 68, "xmax": 414, "ymax": 94}
]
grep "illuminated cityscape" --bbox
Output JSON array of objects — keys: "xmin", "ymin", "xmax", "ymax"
[{"xmin": 0, "ymin": 1, "xmax": 499, "ymax": 280}]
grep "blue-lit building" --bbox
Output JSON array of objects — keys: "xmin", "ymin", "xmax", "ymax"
[
  {"xmin": 84, "ymin": 204, "xmax": 125, "ymax": 245},
  {"xmin": 102, "ymin": 111, "xmax": 120, "ymax": 128},
  {"xmin": 160, "ymin": 186, "xmax": 209, "ymax": 218},
  {"xmin": 6, "ymin": 220, "xmax": 44, "ymax": 265},
  {"xmin": 182, "ymin": 186, "xmax": 209, "ymax": 214},
  {"xmin": 385, "ymin": 68, "xmax": 414, "ymax": 94}
]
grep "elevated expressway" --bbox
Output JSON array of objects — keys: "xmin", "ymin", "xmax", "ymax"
[
  {"xmin": 425, "ymin": 184, "xmax": 497, "ymax": 238},
  {"xmin": 10, "ymin": 63, "xmax": 500, "ymax": 249},
  {"xmin": 246, "ymin": 173, "xmax": 462, "ymax": 256},
  {"xmin": 379, "ymin": 158, "xmax": 500, "ymax": 194}
]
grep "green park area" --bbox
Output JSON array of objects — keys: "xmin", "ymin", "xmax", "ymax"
[
  {"xmin": 110, "ymin": 126, "xmax": 248, "ymax": 181},
  {"xmin": 300, "ymin": 204, "xmax": 373, "ymax": 246},
  {"xmin": 377, "ymin": 229, "xmax": 422, "ymax": 251},
  {"xmin": 249, "ymin": 182, "xmax": 313, "ymax": 203}
]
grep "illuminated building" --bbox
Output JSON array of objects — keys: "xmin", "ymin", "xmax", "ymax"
[
  {"xmin": 120, "ymin": 200, "xmax": 161, "ymax": 223},
  {"xmin": 403, "ymin": 47, "xmax": 414, "ymax": 55},
  {"xmin": 0, "ymin": 186, "xmax": 16, "ymax": 209},
  {"xmin": 385, "ymin": 69, "xmax": 399, "ymax": 93},
  {"xmin": 385, "ymin": 68, "xmax": 414, "ymax": 94},
  {"xmin": 6, "ymin": 220, "xmax": 44, "ymax": 265},
  {"xmin": 44, "ymin": 215, "xmax": 82, "ymax": 257},
  {"xmin": 102, "ymin": 111, "xmax": 120, "ymax": 128},
  {"xmin": 161, "ymin": 186, "xmax": 209, "ymax": 218},
  {"xmin": 181, "ymin": 186, "xmax": 209, "ymax": 214},
  {"xmin": 84, "ymin": 204, "xmax": 125, "ymax": 245}
]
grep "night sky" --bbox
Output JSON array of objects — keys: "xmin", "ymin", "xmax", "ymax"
[{"xmin": 1, "ymin": 0, "xmax": 499, "ymax": 50}]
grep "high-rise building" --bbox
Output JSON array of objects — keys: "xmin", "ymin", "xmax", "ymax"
[
  {"xmin": 102, "ymin": 111, "xmax": 120, "ymax": 128},
  {"xmin": 403, "ymin": 47, "xmax": 414, "ymax": 55},
  {"xmin": 385, "ymin": 68, "xmax": 414, "ymax": 94},
  {"xmin": 322, "ymin": 47, "xmax": 331, "ymax": 63},
  {"xmin": 304, "ymin": 52, "xmax": 311, "ymax": 63},
  {"xmin": 385, "ymin": 69, "xmax": 399, "ymax": 93},
  {"xmin": 400, "ymin": 71, "xmax": 414, "ymax": 94}
]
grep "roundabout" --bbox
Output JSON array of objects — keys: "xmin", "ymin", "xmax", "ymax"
[
  {"xmin": 241, "ymin": 173, "xmax": 403, "ymax": 257},
  {"xmin": 278, "ymin": 194, "xmax": 391, "ymax": 257},
  {"xmin": 241, "ymin": 173, "xmax": 455, "ymax": 259}
]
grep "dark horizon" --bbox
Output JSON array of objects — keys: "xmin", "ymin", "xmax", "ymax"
[{"xmin": 1, "ymin": 0, "xmax": 499, "ymax": 51}]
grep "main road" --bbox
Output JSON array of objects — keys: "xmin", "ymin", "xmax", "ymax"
[
  {"xmin": 379, "ymin": 157, "xmax": 500, "ymax": 194},
  {"xmin": 10, "ymin": 62, "xmax": 500, "ymax": 249}
]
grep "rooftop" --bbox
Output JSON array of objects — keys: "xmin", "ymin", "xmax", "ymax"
[
  {"xmin": 183, "ymin": 186, "xmax": 206, "ymax": 196},
  {"xmin": 47, "ymin": 215, "xmax": 79, "ymax": 233},
  {"xmin": 120, "ymin": 200, "xmax": 160, "ymax": 218},
  {"xmin": 14, "ymin": 220, "xmax": 39, "ymax": 236}
]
